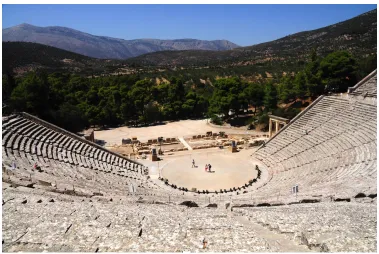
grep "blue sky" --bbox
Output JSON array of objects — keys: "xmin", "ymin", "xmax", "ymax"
[{"xmin": 2, "ymin": 4, "xmax": 377, "ymax": 46}]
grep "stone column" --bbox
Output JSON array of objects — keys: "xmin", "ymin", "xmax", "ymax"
[{"xmin": 268, "ymin": 119, "xmax": 272, "ymax": 138}]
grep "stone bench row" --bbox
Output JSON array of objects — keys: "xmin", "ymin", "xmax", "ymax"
[
  {"xmin": 3, "ymin": 149, "xmax": 159, "ymax": 197},
  {"xmin": 2, "ymin": 117, "xmax": 147, "ymax": 174},
  {"xmin": 6, "ymin": 132, "xmax": 146, "ymax": 176},
  {"xmin": 3, "ymin": 115, "xmax": 146, "ymax": 168},
  {"xmin": 262, "ymin": 97, "xmax": 375, "ymax": 154}
]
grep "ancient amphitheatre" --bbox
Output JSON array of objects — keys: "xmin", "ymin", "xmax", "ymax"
[{"xmin": 2, "ymin": 70, "xmax": 377, "ymax": 252}]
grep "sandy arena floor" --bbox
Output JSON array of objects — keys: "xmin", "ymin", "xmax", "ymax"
[
  {"xmin": 95, "ymin": 119, "xmax": 264, "ymax": 145},
  {"xmin": 145, "ymin": 149, "xmax": 258, "ymax": 191}
]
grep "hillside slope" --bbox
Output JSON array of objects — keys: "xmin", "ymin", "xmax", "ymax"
[
  {"xmin": 2, "ymin": 24, "xmax": 239, "ymax": 59},
  {"xmin": 2, "ymin": 41, "xmax": 118, "ymax": 75},
  {"xmin": 126, "ymin": 9, "xmax": 377, "ymax": 66}
]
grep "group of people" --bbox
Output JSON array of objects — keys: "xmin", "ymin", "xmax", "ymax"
[
  {"xmin": 204, "ymin": 164, "xmax": 213, "ymax": 172},
  {"xmin": 191, "ymin": 159, "xmax": 214, "ymax": 172}
]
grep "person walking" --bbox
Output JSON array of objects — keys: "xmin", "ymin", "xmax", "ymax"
[
  {"xmin": 192, "ymin": 159, "xmax": 195, "ymax": 168},
  {"xmin": 205, "ymin": 164, "xmax": 208, "ymax": 172},
  {"xmin": 208, "ymin": 164, "xmax": 212, "ymax": 172}
]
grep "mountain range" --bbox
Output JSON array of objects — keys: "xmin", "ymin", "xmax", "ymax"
[
  {"xmin": 3, "ymin": 9, "xmax": 376, "ymax": 76},
  {"xmin": 2, "ymin": 23, "xmax": 239, "ymax": 59},
  {"xmin": 126, "ymin": 8, "xmax": 377, "ymax": 67}
]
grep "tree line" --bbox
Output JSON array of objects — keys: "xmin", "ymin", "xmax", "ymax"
[{"xmin": 2, "ymin": 50, "xmax": 375, "ymax": 133}]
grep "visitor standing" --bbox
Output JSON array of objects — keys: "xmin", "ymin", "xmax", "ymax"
[
  {"xmin": 192, "ymin": 159, "xmax": 195, "ymax": 168},
  {"xmin": 208, "ymin": 164, "xmax": 212, "ymax": 172},
  {"xmin": 205, "ymin": 164, "xmax": 208, "ymax": 172}
]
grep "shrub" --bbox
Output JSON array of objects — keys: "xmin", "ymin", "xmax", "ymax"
[
  {"xmin": 257, "ymin": 113, "xmax": 269, "ymax": 124},
  {"xmin": 210, "ymin": 114, "xmax": 223, "ymax": 125}
]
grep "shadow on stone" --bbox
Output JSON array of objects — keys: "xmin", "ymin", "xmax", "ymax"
[
  {"xmin": 180, "ymin": 201, "xmax": 199, "ymax": 207},
  {"xmin": 355, "ymin": 193, "xmax": 366, "ymax": 198}
]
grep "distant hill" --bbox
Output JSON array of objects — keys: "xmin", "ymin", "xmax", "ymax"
[
  {"xmin": 2, "ymin": 23, "xmax": 240, "ymax": 59},
  {"xmin": 2, "ymin": 41, "xmax": 117, "ymax": 75},
  {"xmin": 3, "ymin": 9, "xmax": 376, "ymax": 78},
  {"xmin": 126, "ymin": 9, "xmax": 377, "ymax": 67}
]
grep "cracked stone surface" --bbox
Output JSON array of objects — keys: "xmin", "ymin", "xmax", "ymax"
[
  {"xmin": 234, "ymin": 202, "xmax": 377, "ymax": 252},
  {"xmin": 3, "ymin": 185, "xmax": 271, "ymax": 252},
  {"xmin": 3, "ymin": 184, "xmax": 377, "ymax": 252}
]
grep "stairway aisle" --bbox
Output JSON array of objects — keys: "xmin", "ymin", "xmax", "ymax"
[
  {"xmin": 233, "ymin": 214, "xmax": 313, "ymax": 252},
  {"xmin": 178, "ymin": 137, "xmax": 193, "ymax": 151}
]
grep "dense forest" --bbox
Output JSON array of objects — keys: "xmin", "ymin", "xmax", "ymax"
[{"xmin": 2, "ymin": 50, "xmax": 376, "ymax": 133}]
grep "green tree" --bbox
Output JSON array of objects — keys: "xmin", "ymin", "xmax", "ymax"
[
  {"xmin": 304, "ymin": 50, "xmax": 323, "ymax": 98},
  {"xmin": 294, "ymin": 71, "xmax": 308, "ymax": 100},
  {"xmin": 128, "ymin": 79, "xmax": 153, "ymax": 124},
  {"xmin": 263, "ymin": 81, "xmax": 278, "ymax": 112},
  {"xmin": 54, "ymin": 102, "xmax": 88, "ymax": 132},
  {"xmin": 244, "ymin": 82, "xmax": 265, "ymax": 114},
  {"xmin": 2, "ymin": 72, "xmax": 16, "ymax": 106},
  {"xmin": 277, "ymin": 76, "xmax": 296, "ymax": 103},
  {"xmin": 10, "ymin": 72, "xmax": 50, "ymax": 117},
  {"xmin": 319, "ymin": 51, "xmax": 358, "ymax": 92},
  {"xmin": 356, "ymin": 54, "xmax": 377, "ymax": 80},
  {"xmin": 208, "ymin": 77, "xmax": 246, "ymax": 119}
]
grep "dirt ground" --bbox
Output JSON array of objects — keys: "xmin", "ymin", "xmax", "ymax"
[
  {"xmin": 98, "ymin": 119, "xmax": 267, "ymax": 191},
  {"xmin": 95, "ymin": 119, "xmax": 266, "ymax": 146},
  {"xmin": 107, "ymin": 145, "xmax": 134, "ymax": 156},
  {"xmin": 151, "ymin": 148, "xmax": 259, "ymax": 191}
]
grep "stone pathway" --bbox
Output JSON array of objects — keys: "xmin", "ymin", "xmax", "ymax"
[{"xmin": 178, "ymin": 137, "xmax": 193, "ymax": 150}]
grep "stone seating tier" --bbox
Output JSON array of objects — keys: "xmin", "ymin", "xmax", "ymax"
[
  {"xmin": 2, "ymin": 113, "xmax": 150, "ymax": 190},
  {"xmin": 251, "ymin": 94, "xmax": 376, "ymax": 200}
]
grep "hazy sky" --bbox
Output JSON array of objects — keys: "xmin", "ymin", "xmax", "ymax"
[{"xmin": 2, "ymin": 4, "xmax": 377, "ymax": 46}]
